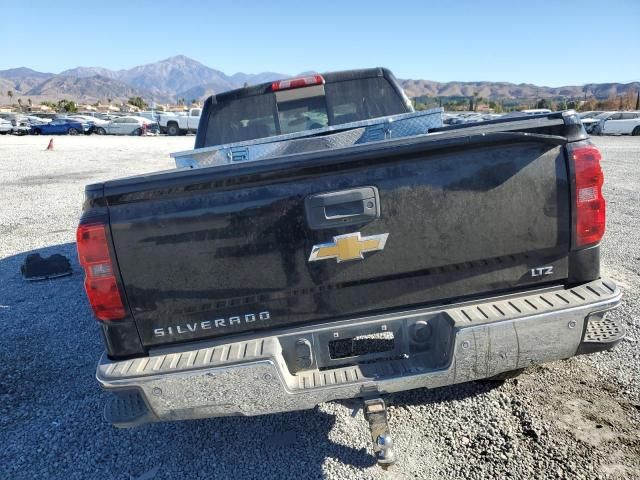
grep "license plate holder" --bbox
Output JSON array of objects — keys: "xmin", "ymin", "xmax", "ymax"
[{"xmin": 315, "ymin": 322, "xmax": 405, "ymax": 369}]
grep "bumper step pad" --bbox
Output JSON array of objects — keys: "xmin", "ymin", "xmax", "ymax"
[
  {"xmin": 579, "ymin": 315, "xmax": 626, "ymax": 354},
  {"xmin": 104, "ymin": 390, "xmax": 154, "ymax": 428},
  {"xmin": 584, "ymin": 316, "xmax": 625, "ymax": 343}
]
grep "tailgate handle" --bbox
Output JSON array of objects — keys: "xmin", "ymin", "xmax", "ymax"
[{"xmin": 305, "ymin": 187, "xmax": 380, "ymax": 230}]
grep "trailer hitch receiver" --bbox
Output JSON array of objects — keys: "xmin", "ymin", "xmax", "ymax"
[{"xmin": 363, "ymin": 397, "xmax": 396, "ymax": 466}]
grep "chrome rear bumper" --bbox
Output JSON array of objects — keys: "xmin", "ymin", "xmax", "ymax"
[{"xmin": 97, "ymin": 279, "xmax": 622, "ymax": 424}]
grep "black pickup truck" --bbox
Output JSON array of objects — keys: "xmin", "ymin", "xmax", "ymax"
[{"xmin": 77, "ymin": 68, "xmax": 623, "ymax": 465}]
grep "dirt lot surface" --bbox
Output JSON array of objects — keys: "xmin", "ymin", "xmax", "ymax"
[{"xmin": 0, "ymin": 135, "xmax": 638, "ymax": 479}]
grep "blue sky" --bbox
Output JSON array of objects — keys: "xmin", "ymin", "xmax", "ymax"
[{"xmin": 2, "ymin": 0, "xmax": 639, "ymax": 86}]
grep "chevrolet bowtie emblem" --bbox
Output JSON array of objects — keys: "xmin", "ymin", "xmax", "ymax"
[{"xmin": 308, "ymin": 232, "xmax": 389, "ymax": 263}]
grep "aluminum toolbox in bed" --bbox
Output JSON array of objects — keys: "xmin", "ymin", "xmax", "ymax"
[{"xmin": 171, "ymin": 108, "xmax": 443, "ymax": 169}]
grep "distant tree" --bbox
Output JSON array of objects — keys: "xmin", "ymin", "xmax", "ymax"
[
  {"xmin": 57, "ymin": 99, "xmax": 77, "ymax": 113},
  {"xmin": 579, "ymin": 98, "xmax": 597, "ymax": 112},
  {"xmin": 489, "ymin": 101, "xmax": 504, "ymax": 113},
  {"xmin": 556, "ymin": 100, "xmax": 568, "ymax": 111},
  {"xmin": 620, "ymin": 90, "xmax": 636, "ymax": 110},
  {"xmin": 444, "ymin": 97, "xmax": 469, "ymax": 112},
  {"xmin": 107, "ymin": 98, "xmax": 112, "ymax": 105},
  {"xmin": 128, "ymin": 96, "xmax": 147, "ymax": 110},
  {"xmin": 601, "ymin": 94, "xmax": 618, "ymax": 111},
  {"xmin": 191, "ymin": 99, "xmax": 197, "ymax": 105},
  {"xmin": 41, "ymin": 101, "xmax": 57, "ymax": 110},
  {"xmin": 536, "ymin": 98, "xmax": 550, "ymax": 109},
  {"xmin": 17, "ymin": 98, "xmax": 23, "ymax": 111},
  {"xmin": 7, "ymin": 90, "xmax": 13, "ymax": 103},
  {"xmin": 28, "ymin": 98, "xmax": 32, "ymax": 108},
  {"xmin": 636, "ymin": 91, "xmax": 640, "ymax": 110}
]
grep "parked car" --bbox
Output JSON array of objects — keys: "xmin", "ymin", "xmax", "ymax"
[
  {"xmin": 591, "ymin": 111, "xmax": 640, "ymax": 136},
  {"xmin": 0, "ymin": 113, "xmax": 25, "ymax": 126},
  {"xmin": 94, "ymin": 113, "xmax": 118, "ymax": 121},
  {"xmin": 79, "ymin": 68, "xmax": 622, "ymax": 467},
  {"xmin": 578, "ymin": 111, "xmax": 604, "ymax": 119},
  {"xmin": 11, "ymin": 122, "xmax": 31, "ymax": 135},
  {"xmin": 69, "ymin": 115, "xmax": 109, "ymax": 126},
  {"xmin": 0, "ymin": 118, "xmax": 12, "ymax": 134},
  {"xmin": 0, "ymin": 113, "xmax": 14, "ymax": 121},
  {"xmin": 444, "ymin": 112, "xmax": 484, "ymax": 125},
  {"xmin": 581, "ymin": 111, "xmax": 614, "ymax": 133},
  {"xmin": 28, "ymin": 113, "xmax": 57, "ymax": 121},
  {"xmin": 30, "ymin": 118, "xmax": 87, "ymax": 135},
  {"xmin": 520, "ymin": 108, "xmax": 553, "ymax": 115},
  {"xmin": 502, "ymin": 108, "xmax": 554, "ymax": 119},
  {"xmin": 20, "ymin": 115, "xmax": 51, "ymax": 125},
  {"xmin": 158, "ymin": 108, "xmax": 201, "ymax": 135},
  {"xmin": 93, "ymin": 116, "xmax": 158, "ymax": 135},
  {"xmin": 9, "ymin": 116, "xmax": 33, "ymax": 135},
  {"xmin": 66, "ymin": 115, "xmax": 110, "ymax": 134},
  {"xmin": 135, "ymin": 111, "xmax": 163, "ymax": 122}
]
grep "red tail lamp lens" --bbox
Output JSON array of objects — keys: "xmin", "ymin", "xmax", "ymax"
[
  {"xmin": 572, "ymin": 144, "xmax": 605, "ymax": 247},
  {"xmin": 76, "ymin": 223, "xmax": 126, "ymax": 321}
]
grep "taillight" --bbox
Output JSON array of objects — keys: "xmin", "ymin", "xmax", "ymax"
[
  {"xmin": 571, "ymin": 143, "xmax": 605, "ymax": 247},
  {"xmin": 271, "ymin": 74, "xmax": 325, "ymax": 92},
  {"xmin": 76, "ymin": 223, "xmax": 126, "ymax": 321}
]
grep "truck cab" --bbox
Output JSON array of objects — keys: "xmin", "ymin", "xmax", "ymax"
[{"xmin": 195, "ymin": 69, "xmax": 412, "ymax": 148}]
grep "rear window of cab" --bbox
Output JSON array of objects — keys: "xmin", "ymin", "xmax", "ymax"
[{"xmin": 203, "ymin": 77, "xmax": 407, "ymax": 146}]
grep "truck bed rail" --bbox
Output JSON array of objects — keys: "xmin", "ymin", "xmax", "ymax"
[{"xmin": 171, "ymin": 108, "xmax": 443, "ymax": 169}]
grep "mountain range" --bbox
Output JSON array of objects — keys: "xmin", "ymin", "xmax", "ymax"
[
  {"xmin": 401, "ymin": 79, "xmax": 640, "ymax": 102},
  {"xmin": 0, "ymin": 56, "xmax": 288, "ymax": 104},
  {"xmin": 0, "ymin": 55, "xmax": 638, "ymax": 105}
]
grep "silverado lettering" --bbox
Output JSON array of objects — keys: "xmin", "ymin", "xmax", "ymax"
[{"xmin": 153, "ymin": 312, "xmax": 271, "ymax": 337}]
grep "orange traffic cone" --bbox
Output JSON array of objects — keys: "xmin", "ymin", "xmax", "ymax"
[{"xmin": 46, "ymin": 139, "xmax": 54, "ymax": 151}]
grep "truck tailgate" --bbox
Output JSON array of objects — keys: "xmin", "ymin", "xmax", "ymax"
[{"xmin": 104, "ymin": 133, "xmax": 570, "ymax": 347}]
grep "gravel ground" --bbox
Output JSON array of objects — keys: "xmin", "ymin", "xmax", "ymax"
[{"xmin": 0, "ymin": 134, "xmax": 638, "ymax": 480}]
